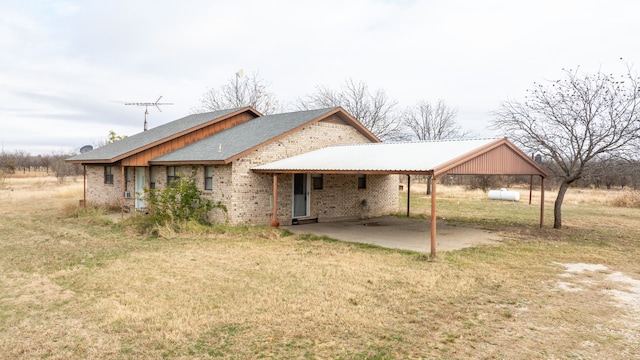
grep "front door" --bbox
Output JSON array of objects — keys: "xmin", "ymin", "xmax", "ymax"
[
  {"xmin": 293, "ymin": 173, "xmax": 309, "ymax": 218},
  {"xmin": 135, "ymin": 167, "xmax": 146, "ymax": 210}
]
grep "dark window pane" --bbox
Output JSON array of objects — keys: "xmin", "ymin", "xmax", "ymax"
[
  {"xmin": 358, "ymin": 174, "xmax": 366, "ymax": 189},
  {"xmin": 312, "ymin": 174, "xmax": 323, "ymax": 190}
]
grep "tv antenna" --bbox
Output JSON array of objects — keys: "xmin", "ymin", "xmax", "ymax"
[{"xmin": 124, "ymin": 96, "xmax": 173, "ymax": 131}]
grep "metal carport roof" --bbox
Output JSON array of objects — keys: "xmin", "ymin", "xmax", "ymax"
[
  {"xmin": 252, "ymin": 138, "xmax": 494, "ymax": 173},
  {"xmin": 253, "ymin": 137, "xmax": 547, "ymax": 258}
]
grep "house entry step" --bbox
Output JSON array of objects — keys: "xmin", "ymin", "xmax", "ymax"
[{"xmin": 291, "ymin": 217, "xmax": 318, "ymax": 225}]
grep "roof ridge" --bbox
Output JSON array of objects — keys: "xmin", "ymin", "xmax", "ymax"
[{"xmin": 325, "ymin": 138, "xmax": 502, "ymax": 147}]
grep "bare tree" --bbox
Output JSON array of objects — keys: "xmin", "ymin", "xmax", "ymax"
[
  {"xmin": 193, "ymin": 71, "xmax": 282, "ymax": 115},
  {"xmin": 403, "ymin": 99, "xmax": 470, "ymax": 140},
  {"xmin": 402, "ymin": 99, "xmax": 470, "ymax": 194},
  {"xmin": 492, "ymin": 66, "xmax": 640, "ymax": 228},
  {"xmin": 297, "ymin": 78, "xmax": 407, "ymax": 141},
  {"xmin": 51, "ymin": 152, "xmax": 82, "ymax": 183}
]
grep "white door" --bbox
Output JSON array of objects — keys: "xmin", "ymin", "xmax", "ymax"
[
  {"xmin": 292, "ymin": 173, "xmax": 309, "ymax": 218},
  {"xmin": 135, "ymin": 167, "xmax": 146, "ymax": 210}
]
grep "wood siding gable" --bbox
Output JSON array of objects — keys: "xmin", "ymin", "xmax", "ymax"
[
  {"xmin": 121, "ymin": 111, "xmax": 257, "ymax": 166},
  {"xmin": 434, "ymin": 138, "xmax": 548, "ymax": 177}
]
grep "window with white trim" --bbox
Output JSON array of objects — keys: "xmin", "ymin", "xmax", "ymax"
[
  {"xmin": 204, "ymin": 166, "xmax": 213, "ymax": 190},
  {"xmin": 167, "ymin": 166, "xmax": 179, "ymax": 187},
  {"xmin": 104, "ymin": 166, "xmax": 114, "ymax": 184}
]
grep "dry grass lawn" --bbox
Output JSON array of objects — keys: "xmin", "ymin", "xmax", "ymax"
[{"xmin": 1, "ymin": 175, "xmax": 640, "ymax": 359}]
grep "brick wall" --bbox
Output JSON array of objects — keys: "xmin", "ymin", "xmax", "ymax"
[
  {"xmin": 223, "ymin": 121, "xmax": 399, "ymax": 225},
  {"xmin": 85, "ymin": 165, "xmax": 127, "ymax": 208},
  {"xmin": 310, "ymin": 173, "xmax": 399, "ymax": 222},
  {"xmin": 84, "ymin": 121, "xmax": 399, "ymax": 224}
]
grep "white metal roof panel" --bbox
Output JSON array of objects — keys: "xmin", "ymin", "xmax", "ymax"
[{"xmin": 252, "ymin": 138, "xmax": 499, "ymax": 173}]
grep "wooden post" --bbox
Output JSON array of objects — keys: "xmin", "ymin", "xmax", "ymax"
[
  {"xmin": 529, "ymin": 153, "xmax": 534, "ymax": 205},
  {"xmin": 540, "ymin": 176, "xmax": 545, "ymax": 228},
  {"xmin": 406, "ymin": 175, "xmax": 411, "ymax": 217},
  {"xmin": 83, "ymin": 165, "xmax": 87, "ymax": 208},
  {"xmin": 529, "ymin": 174, "xmax": 533, "ymax": 205},
  {"xmin": 270, "ymin": 173, "xmax": 279, "ymax": 227},
  {"xmin": 121, "ymin": 166, "xmax": 125, "ymax": 219},
  {"xmin": 430, "ymin": 175, "xmax": 437, "ymax": 258}
]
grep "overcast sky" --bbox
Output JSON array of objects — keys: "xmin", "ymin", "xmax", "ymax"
[{"xmin": 1, "ymin": 0, "xmax": 638, "ymax": 155}]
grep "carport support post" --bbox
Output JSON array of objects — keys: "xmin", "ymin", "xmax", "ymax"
[
  {"xmin": 430, "ymin": 175, "xmax": 437, "ymax": 258},
  {"xmin": 406, "ymin": 175, "xmax": 411, "ymax": 217},
  {"xmin": 540, "ymin": 176, "xmax": 545, "ymax": 228},
  {"xmin": 83, "ymin": 165, "xmax": 87, "ymax": 208},
  {"xmin": 121, "ymin": 166, "xmax": 125, "ymax": 219}
]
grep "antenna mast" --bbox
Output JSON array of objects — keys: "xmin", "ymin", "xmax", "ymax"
[{"xmin": 124, "ymin": 96, "xmax": 173, "ymax": 131}]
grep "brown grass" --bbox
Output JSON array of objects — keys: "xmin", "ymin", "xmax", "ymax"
[{"xmin": 1, "ymin": 177, "xmax": 640, "ymax": 358}]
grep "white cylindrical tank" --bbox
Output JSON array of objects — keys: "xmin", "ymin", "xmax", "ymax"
[{"xmin": 488, "ymin": 188, "xmax": 520, "ymax": 201}]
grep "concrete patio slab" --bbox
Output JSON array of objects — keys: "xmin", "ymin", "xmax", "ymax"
[{"xmin": 284, "ymin": 216, "xmax": 502, "ymax": 253}]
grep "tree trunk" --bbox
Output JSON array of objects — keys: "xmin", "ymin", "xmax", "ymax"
[
  {"xmin": 553, "ymin": 181, "xmax": 571, "ymax": 229},
  {"xmin": 426, "ymin": 175, "xmax": 431, "ymax": 195}
]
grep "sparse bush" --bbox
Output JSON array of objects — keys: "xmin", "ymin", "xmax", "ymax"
[
  {"xmin": 464, "ymin": 175, "xmax": 499, "ymax": 192},
  {"xmin": 610, "ymin": 190, "xmax": 640, "ymax": 208},
  {"xmin": 0, "ymin": 170, "xmax": 6, "ymax": 189},
  {"xmin": 51, "ymin": 155, "xmax": 81, "ymax": 183},
  {"xmin": 142, "ymin": 174, "xmax": 227, "ymax": 232}
]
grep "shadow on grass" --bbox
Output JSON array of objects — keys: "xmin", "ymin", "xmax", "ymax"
[{"xmin": 295, "ymin": 232, "xmax": 425, "ymax": 258}]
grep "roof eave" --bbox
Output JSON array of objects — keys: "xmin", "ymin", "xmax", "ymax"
[
  {"xmin": 148, "ymin": 160, "xmax": 228, "ymax": 166},
  {"xmin": 252, "ymin": 168, "xmax": 432, "ymax": 175},
  {"xmin": 66, "ymin": 159, "xmax": 117, "ymax": 165}
]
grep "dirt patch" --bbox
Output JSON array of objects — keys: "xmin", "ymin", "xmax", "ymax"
[{"xmin": 554, "ymin": 263, "xmax": 640, "ymax": 349}]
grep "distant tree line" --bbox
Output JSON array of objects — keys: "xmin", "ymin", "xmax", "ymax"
[{"xmin": 0, "ymin": 150, "xmax": 82, "ymax": 182}]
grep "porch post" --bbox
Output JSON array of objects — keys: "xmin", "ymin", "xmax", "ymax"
[
  {"xmin": 529, "ymin": 174, "xmax": 533, "ymax": 205},
  {"xmin": 430, "ymin": 175, "xmax": 437, "ymax": 258},
  {"xmin": 406, "ymin": 175, "xmax": 411, "ymax": 217},
  {"xmin": 83, "ymin": 165, "xmax": 87, "ymax": 208},
  {"xmin": 270, "ymin": 173, "xmax": 279, "ymax": 227},
  {"xmin": 121, "ymin": 166, "xmax": 125, "ymax": 219},
  {"xmin": 540, "ymin": 176, "xmax": 545, "ymax": 228}
]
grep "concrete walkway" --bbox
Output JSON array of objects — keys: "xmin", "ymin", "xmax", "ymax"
[{"xmin": 284, "ymin": 216, "xmax": 502, "ymax": 253}]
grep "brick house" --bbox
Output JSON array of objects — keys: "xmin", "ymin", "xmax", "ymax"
[{"xmin": 67, "ymin": 107, "xmax": 399, "ymax": 225}]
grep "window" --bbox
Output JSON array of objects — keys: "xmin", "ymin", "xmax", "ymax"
[
  {"xmin": 357, "ymin": 174, "xmax": 367, "ymax": 189},
  {"xmin": 167, "ymin": 166, "xmax": 179, "ymax": 186},
  {"xmin": 312, "ymin": 174, "xmax": 323, "ymax": 190},
  {"xmin": 204, "ymin": 166, "xmax": 213, "ymax": 190},
  {"xmin": 104, "ymin": 166, "xmax": 114, "ymax": 184},
  {"xmin": 149, "ymin": 166, "xmax": 156, "ymax": 189}
]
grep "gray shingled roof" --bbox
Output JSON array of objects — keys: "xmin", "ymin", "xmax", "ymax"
[
  {"xmin": 67, "ymin": 108, "xmax": 244, "ymax": 162},
  {"xmin": 150, "ymin": 107, "xmax": 337, "ymax": 163}
]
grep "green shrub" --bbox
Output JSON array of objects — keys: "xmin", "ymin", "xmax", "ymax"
[{"xmin": 144, "ymin": 174, "xmax": 226, "ymax": 228}]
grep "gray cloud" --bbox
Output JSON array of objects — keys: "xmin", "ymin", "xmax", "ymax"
[{"xmin": 2, "ymin": 0, "xmax": 640, "ymax": 154}]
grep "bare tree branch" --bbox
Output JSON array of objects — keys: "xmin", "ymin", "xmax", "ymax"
[
  {"xmin": 491, "ymin": 65, "xmax": 640, "ymax": 228},
  {"xmin": 296, "ymin": 78, "xmax": 408, "ymax": 141},
  {"xmin": 192, "ymin": 71, "xmax": 283, "ymax": 115},
  {"xmin": 402, "ymin": 99, "xmax": 470, "ymax": 140}
]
